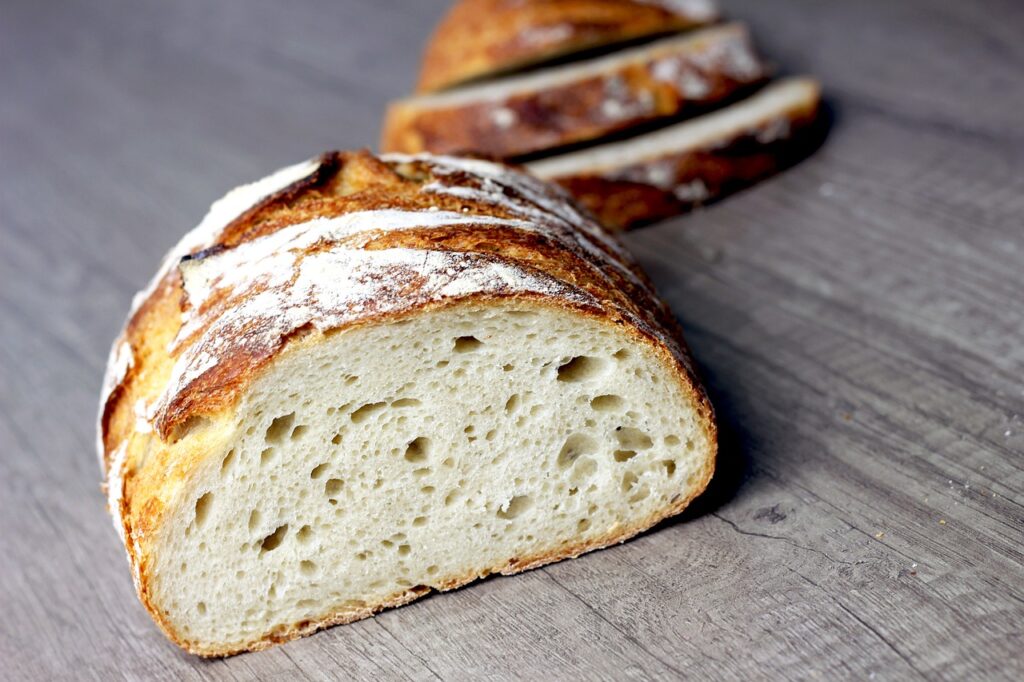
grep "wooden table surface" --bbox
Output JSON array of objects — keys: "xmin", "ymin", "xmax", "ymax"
[{"xmin": 2, "ymin": 0, "xmax": 1022, "ymax": 679}]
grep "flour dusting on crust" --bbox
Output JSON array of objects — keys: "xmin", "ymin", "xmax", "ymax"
[
  {"xmin": 130, "ymin": 158, "xmax": 321, "ymax": 317},
  {"xmin": 386, "ymin": 153, "xmax": 636, "ymax": 264}
]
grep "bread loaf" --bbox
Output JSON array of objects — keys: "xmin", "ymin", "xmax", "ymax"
[
  {"xmin": 99, "ymin": 150, "xmax": 716, "ymax": 656},
  {"xmin": 527, "ymin": 77, "xmax": 823, "ymax": 229},
  {"xmin": 383, "ymin": 24, "xmax": 767, "ymax": 160},
  {"xmin": 417, "ymin": 0, "xmax": 720, "ymax": 92}
]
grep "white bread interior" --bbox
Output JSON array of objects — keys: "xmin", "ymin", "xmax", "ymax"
[
  {"xmin": 153, "ymin": 300, "xmax": 712, "ymax": 653},
  {"xmin": 527, "ymin": 77, "xmax": 822, "ymax": 178}
]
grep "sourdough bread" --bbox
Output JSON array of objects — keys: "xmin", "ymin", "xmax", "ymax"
[
  {"xmin": 527, "ymin": 77, "xmax": 823, "ymax": 229},
  {"xmin": 99, "ymin": 151, "xmax": 716, "ymax": 656},
  {"xmin": 383, "ymin": 24, "xmax": 767, "ymax": 160},
  {"xmin": 418, "ymin": 0, "xmax": 720, "ymax": 92}
]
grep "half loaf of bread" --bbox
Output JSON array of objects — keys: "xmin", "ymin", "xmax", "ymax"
[
  {"xmin": 417, "ymin": 0, "xmax": 720, "ymax": 92},
  {"xmin": 98, "ymin": 151, "xmax": 716, "ymax": 656},
  {"xmin": 383, "ymin": 23, "xmax": 767, "ymax": 160},
  {"xmin": 527, "ymin": 77, "xmax": 823, "ymax": 229}
]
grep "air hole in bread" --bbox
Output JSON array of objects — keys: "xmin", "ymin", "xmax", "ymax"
[
  {"xmin": 615, "ymin": 427, "xmax": 653, "ymax": 450},
  {"xmin": 220, "ymin": 449, "xmax": 236, "ymax": 475},
  {"xmin": 590, "ymin": 394, "xmax": 624, "ymax": 412},
  {"xmin": 324, "ymin": 478, "xmax": 344, "ymax": 498},
  {"xmin": 661, "ymin": 460, "xmax": 677, "ymax": 477},
  {"xmin": 296, "ymin": 525, "xmax": 314, "ymax": 543},
  {"xmin": 266, "ymin": 414, "xmax": 295, "ymax": 443},
  {"xmin": 248, "ymin": 509, "xmax": 261, "ymax": 532},
  {"xmin": 496, "ymin": 495, "xmax": 533, "ymax": 520},
  {"xmin": 504, "ymin": 394, "xmax": 521, "ymax": 413},
  {"xmin": 665, "ymin": 435, "xmax": 681, "ymax": 446},
  {"xmin": 403, "ymin": 437, "xmax": 430, "ymax": 463},
  {"xmin": 310, "ymin": 463, "xmax": 329, "ymax": 479},
  {"xmin": 570, "ymin": 457, "xmax": 597, "ymax": 484},
  {"xmin": 629, "ymin": 484, "xmax": 650, "ymax": 503},
  {"xmin": 194, "ymin": 493, "xmax": 214, "ymax": 528},
  {"xmin": 290, "ymin": 425, "xmax": 308, "ymax": 440},
  {"xmin": 556, "ymin": 356, "xmax": 606, "ymax": 382},
  {"xmin": 260, "ymin": 447, "xmax": 276, "ymax": 467},
  {"xmin": 300, "ymin": 560, "xmax": 317, "ymax": 576},
  {"xmin": 392, "ymin": 398, "xmax": 421, "ymax": 408},
  {"xmin": 260, "ymin": 525, "xmax": 289, "ymax": 554},
  {"xmin": 614, "ymin": 450, "xmax": 637, "ymax": 462},
  {"xmin": 558, "ymin": 433, "xmax": 597, "ymax": 469},
  {"xmin": 351, "ymin": 402, "xmax": 386, "ymax": 423},
  {"xmin": 453, "ymin": 336, "xmax": 483, "ymax": 352}
]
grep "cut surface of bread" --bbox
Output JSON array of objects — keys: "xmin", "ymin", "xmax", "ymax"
[
  {"xmin": 383, "ymin": 24, "xmax": 767, "ymax": 160},
  {"xmin": 418, "ymin": 0, "xmax": 720, "ymax": 92},
  {"xmin": 527, "ymin": 77, "xmax": 823, "ymax": 229},
  {"xmin": 99, "ymin": 151, "xmax": 716, "ymax": 656}
]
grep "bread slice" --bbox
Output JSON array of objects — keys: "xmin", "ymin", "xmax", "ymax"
[
  {"xmin": 527, "ymin": 77, "xmax": 823, "ymax": 229},
  {"xmin": 383, "ymin": 23, "xmax": 766, "ymax": 160},
  {"xmin": 417, "ymin": 0, "xmax": 720, "ymax": 93},
  {"xmin": 99, "ymin": 151, "xmax": 716, "ymax": 656}
]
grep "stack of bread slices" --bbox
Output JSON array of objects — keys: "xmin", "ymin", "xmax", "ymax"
[{"xmin": 382, "ymin": 0, "xmax": 823, "ymax": 230}]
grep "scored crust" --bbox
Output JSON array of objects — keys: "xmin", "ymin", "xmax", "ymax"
[
  {"xmin": 528, "ymin": 77, "xmax": 824, "ymax": 229},
  {"xmin": 99, "ymin": 151, "xmax": 716, "ymax": 655},
  {"xmin": 417, "ymin": 0, "xmax": 721, "ymax": 93},
  {"xmin": 383, "ymin": 23, "xmax": 767, "ymax": 160}
]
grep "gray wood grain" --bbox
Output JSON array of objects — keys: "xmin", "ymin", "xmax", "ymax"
[{"xmin": 2, "ymin": 0, "xmax": 1022, "ymax": 679}]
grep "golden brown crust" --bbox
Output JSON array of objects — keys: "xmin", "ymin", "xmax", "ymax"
[
  {"xmin": 99, "ymin": 150, "xmax": 716, "ymax": 656},
  {"xmin": 383, "ymin": 24, "xmax": 765, "ymax": 160},
  {"xmin": 417, "ymin": 0, "xmax": 720, "ymax": 93},
  {"xmin": 531, "ymin": 83, "xmax": 824, "ymax": 230}
]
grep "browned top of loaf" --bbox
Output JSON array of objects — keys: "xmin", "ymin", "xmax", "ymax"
[
  {"xmin": 98, "ymin": 151, "xmax": 708, "ymax": 491},
  {"xmin": 417, "ymin": 0, "xmax": 720, "ymax": 92}
]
